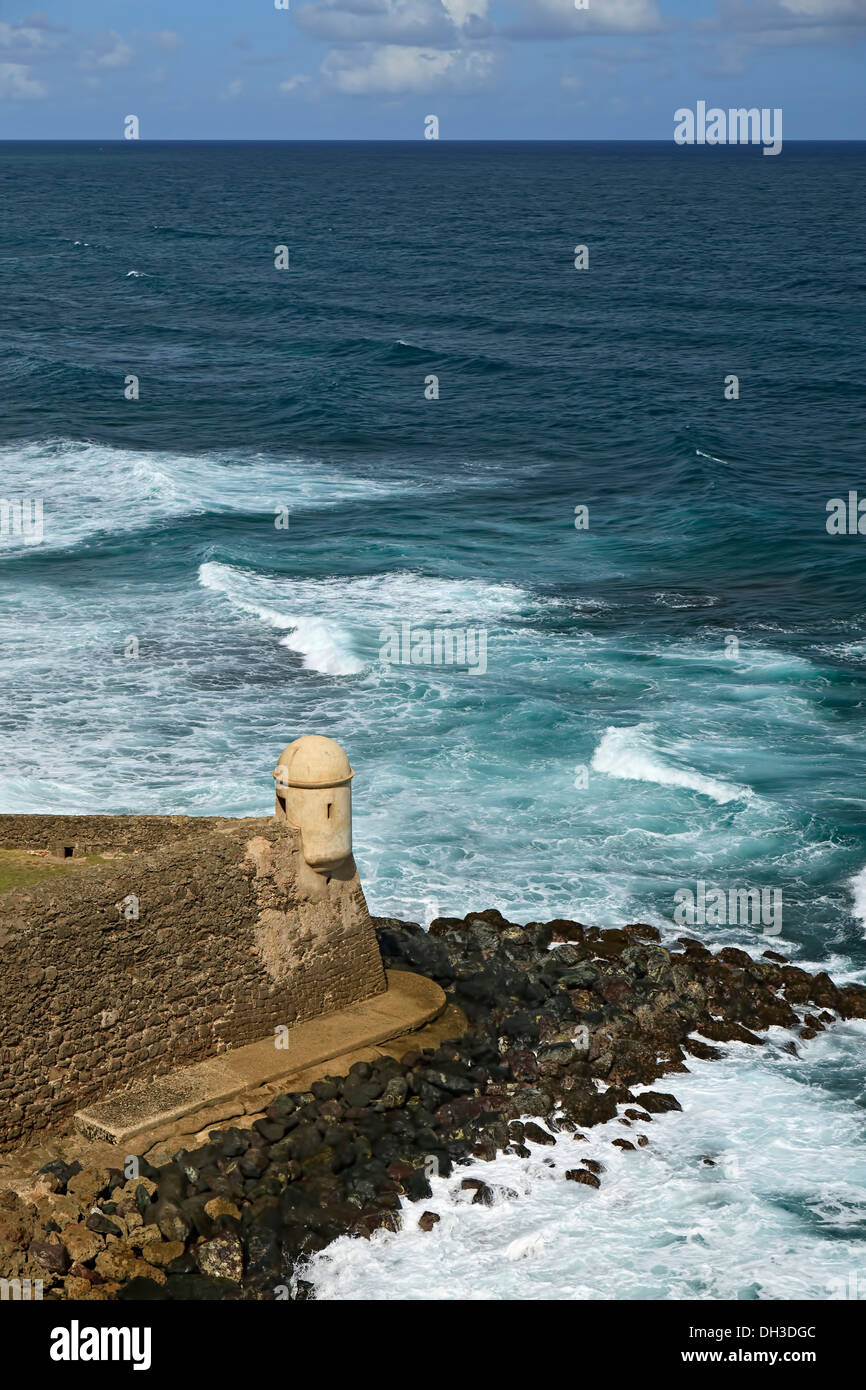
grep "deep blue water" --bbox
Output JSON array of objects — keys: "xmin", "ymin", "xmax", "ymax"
[
  {"xmin": 2, "ymin": 139, "xmax": 866, "ymax": 1299},
  {"xmin": 2, "ymin": 140, "xmax": 864, "ymax": 950}
]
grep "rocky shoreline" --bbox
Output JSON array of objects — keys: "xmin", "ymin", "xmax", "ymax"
[{"xmin": 3, "ymin": 910, "xmax": 865, "ymax": 1300}]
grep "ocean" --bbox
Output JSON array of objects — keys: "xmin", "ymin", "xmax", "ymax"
[{"xmin": 1, "ymin": 140, "xmax": 865, "ymax": 1299}]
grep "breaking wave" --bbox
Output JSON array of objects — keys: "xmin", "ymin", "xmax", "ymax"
[
  {"xmin": 591, "ymin": 725, "xmax": 753, "ymax": 805},
  {"xmin": 0, "ymin": 439, "xmax": 407, "ymax": 554},
  {"xmin": 849, "ymin": 867, "xmax": 866, "ymax": 933}
]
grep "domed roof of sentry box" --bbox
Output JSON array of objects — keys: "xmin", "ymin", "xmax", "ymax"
[{"xmin": 273, "ymin": 735, "xmax": 354, "ymax": 790}]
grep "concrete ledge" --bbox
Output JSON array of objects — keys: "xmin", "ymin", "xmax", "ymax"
[{"xmin": 74, "ymin": 970, "xmax": 445, "ymax": 1146}]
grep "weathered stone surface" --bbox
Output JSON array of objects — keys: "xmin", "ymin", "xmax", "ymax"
[
  {"xmin": 523, "ymin": 1122, "xmax": 555, "ymax": 1146},
  {"xmin": 565, "ymin": 1169, "xmax": 600, "ymax": 1188},
  {"xmin": 197, "ymin": 1232, "xmax": 243, "ymax": 1283},
  {"xmin": 95, "ymin": 1244, "xmax": 167, "ymax": 1285},
  {"xmin": 0, "ymin": 813, "xmax": 386, "ymax": 1152},
  {"xmin": 28, "ymin": 1239, "xmax": 68, "ymax": 1274},
  {"xmin": 60, "ymin": 1224, "xmax": 104, "ymax": 1265},
  {"xmin": 141, "ymin": 1240, "xmax": 184, "ymax": 1269},
  {"xmin": 66, "ymin": 1167, "xmax": 112, "ymax": 1206}
]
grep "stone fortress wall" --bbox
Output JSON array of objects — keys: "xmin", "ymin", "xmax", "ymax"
[{"xmin": 0, "ymin": 739, "xmax": 387, "ymax": 1152}]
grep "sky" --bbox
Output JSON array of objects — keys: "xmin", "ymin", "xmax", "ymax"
[{"xmin": 0, "ymin": 0, "xmax": 864, "ymax": 139}]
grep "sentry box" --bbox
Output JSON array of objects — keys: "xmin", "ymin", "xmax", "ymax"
[{"xmin": 273, "ymin": 735, "xmax": 354, "ymax": 873}]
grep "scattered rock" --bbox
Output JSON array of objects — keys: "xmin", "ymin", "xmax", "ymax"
[
  {"xmin": 85, "ymin": 1211, "xmax": 123, "ymax": 1238},
  {"xmin": 634, "ymin": 1092, "xmax": 682, "ymax": 1115},
  {"xmin": 28, "ymin": 1239, "xmax": 68, "ymax": 1274},
  {"xmin": 66, "ymin": 1169, "xmax": 112, "ymax": 1208},
  {"xmin": 155, "ymin": 1202, "xmax": 191, "ymax": 1245},
  {"xmin": 581, "ymin": 1159, "xmax": 605, "ymax": 1175},
  {"xmin": 523, "ymin": 1122, "xmax": 555, "ymax": 1146},
  {"xmin": 61, "ymin": 1224, "xmax": 103, "ymax": 1265},
  {"xmin": 565, "ymin": 1169, "xmax": 600, "ymax": 1188},
  {"xmin": 95, "ymin": 1245, "xmax": 166, "ymax": 1286},
  {"xmin": 197, "ymin": 1232, "xmax": 243, "ymax": 1283},
  {"xmin": 460, "ymin": 1179, "xmax": 494, "ymax": 1206},
  {"xmin": 203, "ymin": 1198, "xmax": 241, "ymax": 1224},
  {"xmin": 142, "ymin": 1241, "xmax": 185, "ymax": 1269}
]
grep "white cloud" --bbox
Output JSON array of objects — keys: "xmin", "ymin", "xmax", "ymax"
[
  {"xmin": 504, "ymin": 0, "xmax": 664, "ymax": 40},
  {"xmin": 701, "ymin": 0, "xmax": 865, "ymax": 57},
  {"xmin": 736, "ymin": 0, "xmax": 863, "ymax": 20},
  {"xmin": 80, "ymin": 30, "xmax": 134, "ymax": 70},
  {"xmin": 713, "ymin": 0, "xmax": 866, "ymax": 34},
  {"xmin": 441, "ymin": 0, "xmax": 489, "ymax": 26},
  {"xmin": 322, "ymin": 42, "xmax": 494, "ymax": 92},
  {"xmin": 280, "ymin": 73, "xmax": 312, "ymax": 91},
  {"xmin": 296, "ymin": 0, "xmax": 496, "ymax": 95},
  {"xmin": 20, "ymin": 13, "xmax": 67, "ymax": 32},
  {"xmin": 299, "ymin": 0, "xmax": 663, "ymax": 101},
  {"xmin": 0, "ymin": 61, "xmax": 46, "ymax": 98},
  {"xmin": 150, "ymin": 30, "xmax": 184, "ymax": 51},
  {"xmin": 294, "ymin": 0, "xmax": 488, "ymax": 45},
  {"xmin": 0, "ymin": 19, "xmax": 60, "ymax": 52},
  {"xmin": 221, "ymin": 78, "xmax": 243, "ymax": 99}
]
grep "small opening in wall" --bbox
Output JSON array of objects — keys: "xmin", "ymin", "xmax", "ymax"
[
  {"xmin": 326, "ymin": 802, "xmax": 333, "ymax": 819},
  {"xmin": 63, "ymin": 846, "xmax": 74, "ymax": 859}
]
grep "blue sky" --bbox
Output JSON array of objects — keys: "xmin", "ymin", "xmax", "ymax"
[{"xmin": 0, "ymin": 0, "xmax": 864, "ymax": 139}]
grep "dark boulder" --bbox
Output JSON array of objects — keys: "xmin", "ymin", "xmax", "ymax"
[{"xmin": 565, "ymin": 1169, "xmax": 600, "ymax": 1188}]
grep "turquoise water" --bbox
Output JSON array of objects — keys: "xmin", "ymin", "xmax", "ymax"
[
  {"xmin": 1, "ymin": 142, "xmax": 865, "ymax": 1297},
  {"xmin": 1, "ymin": 142, "xmax": 864, "ymax": 958}
]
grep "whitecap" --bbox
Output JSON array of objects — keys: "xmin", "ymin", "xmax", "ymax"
[
  {"xmin": 818, "ymin": 640, "xmax": 866, "ymax": 664},
  {"xmin": 0, "ymin": 440, "xmax": 410, "ymax": 554},
  {"xmin": 197, "ymin": 559, "xmax": 531, "ymax": 677},
  {"xmin": 198, "ymin": 562, "xmax": 364, "ymax": 676},
  {"xmin": 652, "ymin": 592, "xmax": 720, "ymax": 609},
  {"xmin": 591, "ymin": 724, "xmax": 752, "ymax": 805},
  {"xmin": 849, "ymin": 866, "xmax": 866, "ymax": 932}
]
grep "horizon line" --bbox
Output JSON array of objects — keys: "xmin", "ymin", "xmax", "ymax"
[{"xmin": 1, "ymin": 136, "xmax": 864, "ymax": 144}]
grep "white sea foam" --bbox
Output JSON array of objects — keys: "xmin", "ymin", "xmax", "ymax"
[
  {"xmin": 198, "ymin": 560, "xmax": 531, "ymax": 676},
  {"xmin": 199, "ymin": 562, "xmax": 365, "ymax": 676},
  {"xmin": 652, "ymin": 592, "xmax": 720, "ymax": 609},
  {"xmin": 818, "ymin": 640, "xmax": 866, "ymax": 664},
  {"xmin": 279, "ymin": 616, "xmax": 366, "ymax": 677},
  {"xmin": 199, "ymin": 560, "xmax": 529, "ymax": 621},
  {"xmin": 302, "ymin": 1021, "xmax": 866, "ymax": 1300},
  {"xmin": 0, "ymin": 439, "xmax": 408, "ymax": 553},
  {"xmin": 849, "ymin": 867, "xmax": 866, "ymax": 932},
  {"xmin": 591, "ymin": 725, "xmax": 752, "ymax": 805}
]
